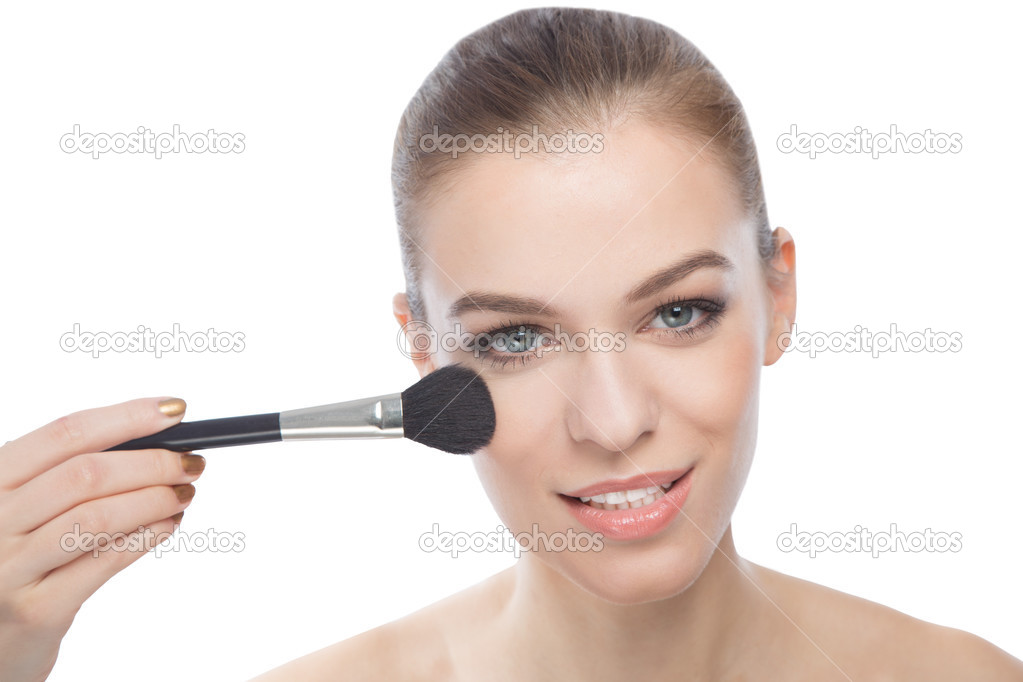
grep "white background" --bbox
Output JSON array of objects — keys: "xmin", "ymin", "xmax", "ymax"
[{"xmin": 1, "ymin": 1, "xmax": 1020, "ymax": 679}]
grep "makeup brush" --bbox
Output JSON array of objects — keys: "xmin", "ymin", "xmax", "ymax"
[{"xmin": 105, "ymin": 364, "xmax": 495, "ymax": 455}]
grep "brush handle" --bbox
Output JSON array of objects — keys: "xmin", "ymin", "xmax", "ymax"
[{"xmin": 105, "ymin": 413, "xmax": 282, "ymax": 452}]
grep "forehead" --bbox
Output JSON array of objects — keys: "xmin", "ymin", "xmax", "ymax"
[{"xmin": 415, "ymin": 122, "xmax": 753, "ymax": 322}]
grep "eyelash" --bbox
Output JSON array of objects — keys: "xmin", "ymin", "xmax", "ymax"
[{"xmin": 473, "ymin": 295, "xmax": 728, "ymax": 370}]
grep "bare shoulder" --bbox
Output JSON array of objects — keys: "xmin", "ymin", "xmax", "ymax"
[
  {"xmin": 750, "ymin": 562, "xmax": 1023, "ymax": 680},
  {"xmin": 250, "ymin": 569, "xmax": 512, "ymax": 682},
  {"xmin": 249, "ymin": 603, "xmax": 455, "ymax": 682},
  {"xmin": 249, "ymin": 614, "xmax": 448, "ymax": 682},
  {"xmin": 924, "ymin": 626, "xmax": 1023, "ymax": 680}
]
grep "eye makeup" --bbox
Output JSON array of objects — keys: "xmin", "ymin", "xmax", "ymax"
[{"xmin": 467, "ymin": 294, "xmax": 729, "ymax": 370}]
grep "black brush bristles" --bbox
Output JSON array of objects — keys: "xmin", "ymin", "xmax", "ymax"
[{"xmin": 400, "ymin": 364, "xmax": 496, "ymax": 454}]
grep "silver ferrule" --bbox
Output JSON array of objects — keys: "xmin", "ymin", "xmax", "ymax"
[{"xmin": 278, "ymin": 393, "xmax": 403, "ymax": 440}]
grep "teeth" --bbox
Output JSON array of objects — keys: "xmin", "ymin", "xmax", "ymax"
[
  {"xmin": 604, "ymin": 491, "xmax": 627, "ymax": 504},
  {"xmin": 576, "ymin": 487, "xmax": 668, "ymax": 511},
  {"xmin": 572, "ymin": 479, "xmax": 678, "ymax": 511},
  {"xmin": 625, "ymin": 488, "xmax": 647, "ymax": 502}
]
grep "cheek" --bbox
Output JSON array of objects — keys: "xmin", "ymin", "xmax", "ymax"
[
  {"xmin": 470, "ymin": 372, "xmax": 564, "ymax": 524},
  {"xmin": 653, "ymin": 314, "xmax": 763, "ymax": 531},
  {"xmin": 632, "ymin": 312, "xmax": 762, "ymax": 541},
  {"xmin": 655, "ymin": 304, "xmax": 764, "ymax": 445},
  {"xmin": 675, "ymin": 336, "xmax": 760, "ymax": 442}
]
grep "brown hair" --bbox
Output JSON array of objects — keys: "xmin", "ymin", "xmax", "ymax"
[{"xmin": 392, "ymin": 7, "xmax": 773, "ymax": 322}]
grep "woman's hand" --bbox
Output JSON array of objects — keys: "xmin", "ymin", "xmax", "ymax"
[{"xmin": 0, "ymin": 397, "xmax": 204, "ymax": 682}]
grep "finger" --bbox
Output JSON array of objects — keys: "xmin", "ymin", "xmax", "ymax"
[
  {"xmin": 14, "ymin": 483, "xmax": 195, "ymax": 585},
  {"xmin": 19, "ymin": 513, "xmax": 185, "ymax": 632},
  {"xmin": 0, "ymin": 397, "xmax": 187, "ymax": 491},
  {"xmin": 1, "ymin": 449, "xmax": 205, "ymax": 534}
]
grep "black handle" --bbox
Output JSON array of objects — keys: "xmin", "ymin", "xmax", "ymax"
[{"xmin": 105, "ymin": 413, "xmax": 282, "ymax": 452}]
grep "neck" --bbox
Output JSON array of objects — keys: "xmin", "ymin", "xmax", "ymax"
[{"xmin": 498, "ymin": 525, "xmax": 768, "ymax": 679}]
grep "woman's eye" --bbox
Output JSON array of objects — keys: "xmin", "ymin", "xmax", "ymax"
[
  {"xmin": 650, "ymin": 303, "xmax": 704, "ymax": 329},
  {"xmin": 471, "ymin": 325, "xmax": 553, "ymax": 370},
  {"xmin": 646, "ymin": 298, "xmax": 726, "ymax": 339},
  {"xmin": 480, "ymin": 327, "xmax": 544, "ymax": 354}
]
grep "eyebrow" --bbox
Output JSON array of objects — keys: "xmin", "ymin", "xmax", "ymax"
[{"xmin": 445, "ymin": 249, "xmax": 734, "ymax": 320}]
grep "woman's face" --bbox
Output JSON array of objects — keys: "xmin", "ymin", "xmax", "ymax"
[{"xmin": 396, "ymin": 121, "xmax": 793, "ymax": 605}]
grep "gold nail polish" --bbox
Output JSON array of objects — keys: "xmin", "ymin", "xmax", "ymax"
[
  {"xmin": 158, "ymin": 398, "xmax": 186, "ymax": 417},
  {"xmin": 181, "ymin": 453, "xmax": 206, "ymax": 476},
  {"xmin": 170, "ymin": 511, "xmax": 184, "ymax": 525},
  {"xmin": 173, "ymin": 483, "xmax": 196, "ymax": 503}
]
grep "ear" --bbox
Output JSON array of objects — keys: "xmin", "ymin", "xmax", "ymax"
[
  {"xmin": 763, "ymin": 227, "xmax": 796, "ymax": 366},
  {"xmin": 392, "ymin": 291, "xmax": 436, "ymax": 378}
]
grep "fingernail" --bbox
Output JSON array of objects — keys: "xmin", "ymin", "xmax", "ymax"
[
  {"xmin": 170, "ymin": 511, "xmax": 184, "ymax": 525},
  {"xmin": 173, "ymin": 484, "xmax": 196, "ymax": 503},
  {"xmin": 158, "ymin": 398, "xmax": 187, "ymax": 417},
  {"xmin": 180, "ymin": 453, "xmax": 206, "ymax": 476}
]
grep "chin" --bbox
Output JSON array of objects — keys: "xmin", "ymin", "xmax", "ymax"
[{"xmin": 548, "ymin": 530, "xmax": 719, "ymax": 606}]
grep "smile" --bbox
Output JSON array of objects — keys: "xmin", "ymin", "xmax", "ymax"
[{"xmin": 561, "ymin": 468, "xmax": 695, "ymax": 542}]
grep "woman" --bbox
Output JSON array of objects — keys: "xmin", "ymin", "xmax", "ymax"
[
  {"xmin": 252, "ymin": 8, "xmax": 1022, "ymax": 680},
  {"xmin": 2, "ymin": 8, "xmax": 1019, "ymax": 681}
]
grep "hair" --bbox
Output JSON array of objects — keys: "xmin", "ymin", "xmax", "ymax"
[{"xmin": 392, "ymin": 7, "xmax": 774, "ymax": 323}]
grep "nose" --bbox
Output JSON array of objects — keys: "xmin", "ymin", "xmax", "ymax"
[{"xmin": 559, "ymin": 345, "xmax": 659, "ymax": 454}]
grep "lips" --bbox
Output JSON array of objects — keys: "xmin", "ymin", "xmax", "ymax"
[{"xmin": 561, "ymin": 467, "xmax": 694, "ymax": 542}]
